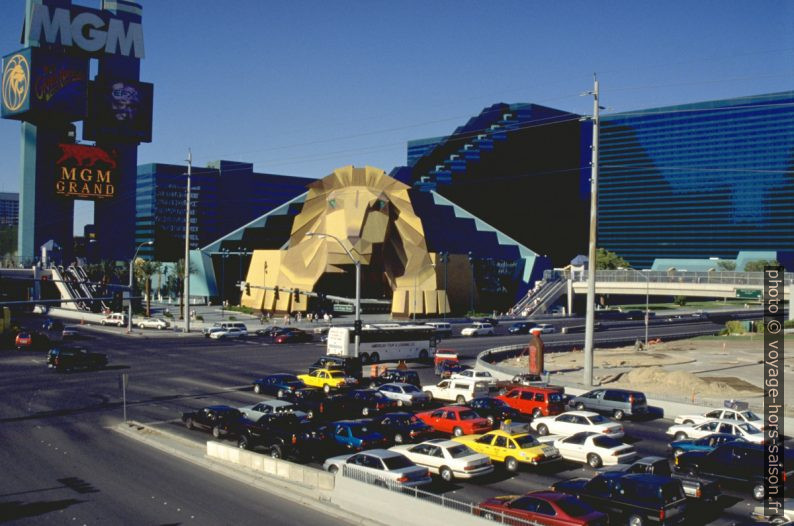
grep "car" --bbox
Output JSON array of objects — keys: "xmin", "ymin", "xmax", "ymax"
[
  {"xmin": 338, "ymin": 389, "xmax": 399, "ymax": 417},
  {"xmin": 390, "ymin": 438, "xmax": 493, "ymax": 482},
  {"xmin": 99, "ymin": 313, "xmax": 126, "ymax": 327},
  {"xmin": 181, "ymin": 405, "xmax": 245, "ymax": 438},
  {"xmin": 372, "ymin": 412, "xmax": 435, "ymax": 444},
  {"xmin": 453, "ymin": 422, "xmax": 561, "ymax": 472},
  {"xmin": 498, "ymin": 385, "xmax": 567, "ymax": 418},
  {"xmin": 41, "ymin": 318, "xmax": 64, "ymax": 331},
  {"xmin": 204, "ymin": 327, "xmax": 225, "ymax": 338},
  {"xmin": 32, "ymin": 304, "xmax": 48, "ymax": 314},
  {"xmin": 137, "ymin": 317, "xmax": 170, "ymax": 330},
  {"xmin": 464, "ymin": 397, "xmax": 523, "ymax": 425},
  {"xmin": 437, "ymin": 361, "xmax": 471, "ymax": 379},
  {"xmin": 507, "ymin": 322, "xmax": 535, "ymax": 335},
  {"xmin": 254, "ymin": 326, "xmax": 283, "ymax": 337},
  {"xmin": 274, "ymin": 328, "xmax": 313, "ymax": 343},
  {"xmin": 252, "ymin": 373, "xmax": 305, "ymax": 396},
  {"xmin": 415, "ymin": 405, "xmax": 492, "ymax": 437},
  {"xmin": 328, "ymin": 419, "xmax": 389, "ymax": 451},
  {"xmin": 298, "ymin": 368, "xmax": 359, "ymax": 393},
  {"xmin": 238, "ymin": 399, "xmax": 307, "ymax": 421},
  {"xmin": 46, "ymin": 347, "xmax": 108, "ymax": 371},
  {"xmin": 531, "ymin": 411, "xmax": 624, "ymax": 439},
  {"xmin": 479, "ymin": 317, "xmax": 499, "ymax": 326},
  {"xmin": 460, "ymin": 322, "xmax": 494, "ymax": 337},
  {"xmin": 376, "ymin": 383, "xmax": 430, "ymax": 407},
  {"xmin": 505, "ymin": 373, "xmax": 544, "ymax": 386},
  {"xmin": 675, "ymin": 441, "xmax": 794, "ymax": 500},
  {"xmin": 477, "ymin": 490, "xmax": 609, "ymax": 526},
  {"xmin": 203, "ymin": 322, "xmax": 248, "ymax": 336},
  {"xmin": 552, "ymin": 431, "xmax": 638, "ymax": 468},
  {"xmin": 751, "ymin": 498, "xmax": 794, "ymax": 524},
  {"xmin": 552, "ymin": 472, "xmax": 688, "ymax": 526},
  {"xmin": 668, "ymin": 432, "xmax": 747, "ymax": 458},
  {"xmin": 531, "ymin": 323, "xmax": 556, "ymax": 334},
  {"xmin": 450, "ymin": 369, "xmax": 498, "ymax": 385},
  {"xmin": 674, "ymin": 403, "xmax": 765, "ymax": 429},
  {"xmin": 601, "ymin": 456, "xmax": 722, "ymax": 503},
  {"xmin": 424, "ymin": 322, "xmax": 452, "ymax": 339},
  {"xmin": 61, "ymin": 326, "xmax": 80, "ymax": 339},
  {"xmin": 308, "ymin": 356, "xmax": 363, "ymax": 379},
  {"xmin": 422, "ymin": 377, "xmax": 495, "ymax": 404},
  {"xmin": 665, "ymin": 419, "xmax": 764, "ymax": 444},
  {"xmin": 323, "ymin": 449, "xmax": 432, "ymax": 488},
  {"xmin": 569, "ymin": 388, "xmax": 648, "ymax": 420},
  {"xmin": 208, "ymin": 327, "xmax": 245, "ymax": 339},
  {"xmin": 15, "ymin": 330, "xmax": 33, "ymax": 351},
  {"xmin": 237, "ymin": 412, "xmax": 329, "ymax": 461},
  {"xmin": 367, "ymin": 369, "xmax": 421, "ymax": 388},
  {"xmin": 280, "ymin": 388, "xmax": 346, "ymax": 421}
]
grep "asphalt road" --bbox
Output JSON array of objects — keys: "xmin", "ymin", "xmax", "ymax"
[{"xmin": 0, "ymin": 315, "xmax": 774, "ymax": 525}]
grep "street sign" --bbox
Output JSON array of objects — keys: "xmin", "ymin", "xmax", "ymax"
[
  {"xmin": 735, "ymin": 289, "xmax": 761, "ymax": 299},
  {"xmin": 333, "ymin": 303, "xmax": 353, "ymax": 313}
]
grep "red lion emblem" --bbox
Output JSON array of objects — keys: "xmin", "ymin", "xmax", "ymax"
[{"xmin": 56, "ymin": 144, "xmax": 117, "ymax": 169}]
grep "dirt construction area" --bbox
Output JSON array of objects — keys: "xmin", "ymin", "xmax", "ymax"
[{"xmin": 501, "ymin": 335, "xmax": 794, "ymax": 415}]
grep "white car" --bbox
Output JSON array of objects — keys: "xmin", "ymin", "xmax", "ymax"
[
  {"xmin": 377, "ymin": 383, "xmax": 430, "ymax": 407},
  {"xmin": 530, "ymin": 323, "xmax": 555, "ymax": 334},
  {"xmin": 674, "ymin": 407, "xmax": 765, "ymax": 429},
  {"xmin": 422, "ymin": 378, "xmax": 494, "ymax": 404},
  {"xmin": 460, "ymin": 323, "xmax": 494, "ymax": 337},
  {"xmin": 32, "ymin": 304, "xmax": 48, "ymax": 314},
  {"xmin": 209, "ymin": 327, "xmax": 245, "ymax": 339},
  {"xmin": 752, "ymin": 498, "xmax": 793, "ymax": 524},
  {"xmin": 238, "ymin": 399, "xmax": 306, "ymax": 421},
  {"xmin": 137, "ymin": 318, "xmax": 170, "ymax": 330},
  {"xmin": 323, "ymin": 449, "xmax": 432, "ymax": 488},
  {"xmin": 531, "ymin": 411, "xmax": 625, "ymax": 439},
  {"xmin": 389, "ymin": 438, "xmax": 493, "ymax": 482},
  {"xmin": 450, "ymin": 369, "xmax": 498, "ymax": 386},
  {"xmin": 100, "ymin": 313, "xmax": 127, "ymax": 327},
  {"xmin": 552, "ymin": 431, "xmax": 638, "ymax": 468},
  {"xmin": 666, "ymin": 419, "xmax": 764, "ymax": 444}
]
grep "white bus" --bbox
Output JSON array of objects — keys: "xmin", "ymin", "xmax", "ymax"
[{"xmin": 326, "ymin": 324, "xmax": 436, "ymax": 364}]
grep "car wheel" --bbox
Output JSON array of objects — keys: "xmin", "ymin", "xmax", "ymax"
[
  {"xmin": 328, "ymin": 465, "xmax": 338, "ymax": 474},
  {"xmin": 440, "ymin": 466, "xmax": 454, "ymax": 482},
  {"xmin": 238, "ymin": 436, "xmax": 249, "ymax": 450},
  {"xmin": 772, "ymin": 517, "xmax": 788, "ymax": 525},
  {"xmin": 424, "ymin": 391, "xmax": 433, "ymax": 401},
  {"xmin": 672, "ymin": 448, "xmax": 684, "ymax": 458},
  {"xmin": 753, "ymin": 483, "xmax": 765, "ymax": 500},
  {"xmin": 575, "ymin": 402, "xmax": 585, "ymax": 410},
  {"xmin": 359, "ymin": 353, "xmax": 370, "ymax": 364},
  {"xmin": 396, "ymin": 400, "xmax": 404, "ymax": 407},
  {"xmin": 419, "ymin": 349, "xmax": 429, "ymax": 361},
  {"xmin": 394, "ymin": 433, "xmax": 403, "ymax": 444},
  {"xmin": 453, "ymin": 427, "xmax": 463, "ymax": 437},
  {"xmin": 306, "ymin": 410, "xmax": 315, "ymax": 419},
  {"xmin": 371, "ymin": 352, "xmax": 380, "ymax": 363},
  {"xmin": 537, "ymin": 424, "xmax": 549, "ymax": 436},
  {"xmin": 212, "ymin": 426, "xmax": 221, "ymax": 438},
  {"xmin": 532, "ymin": 408, "xmax": 543, "ymax": 418},
  {"xmin": 323, "ymin": 384, "xmax": 331, "ymax": 394},
  {"xmin": 456, "ymin": 395, "xmax": 465, "ymax": 404},
  {"xmin": 587, "ymin": 453, "xmax": 603, "ymax": 469},
  {"xmin": 362, "ymin": 407, "xmax": 369, "ymax": 416},
  {"xmin": 486, "ymin": 416, "xmax": 495, "ymax": 425},
  {"xmin": 613, "ymin": 409, "xmax": 625, "ymax": 420},
  {"xmin": 505, "ymin": 456, "xmax": 519, "ymax": 472},
  {"xmin": 185, "ymin": 418, "xmax": 194, "ymax": 430},
  {"xmin": 277, "ymin": 389, "xmax": 285, "ymax": 398},
  {"xmin": 100, "ymin": 321, "xmax": 106, "ymax": 326},
  {"xmin": 483, "ymin": 513, "xmax": 495, "ymax": 520},
  {"xmin": 674, "ymin": 432, "xmax": 687, "ymax": 441},
  {"xmin": 369, "ymin": 382, "xmax": 378, "ymax": 389},
  {"xmin": 628, "ymin": 514, "xmax": 644, "ymax": 526},
  {"xmin": 270, "ymin": 445, "xmax": 283, "ymax": 459},
  {"xmin": 118, "ymin": 322, "xmax": 124, "ymax": 327},
  {"xmin": 682, "ymin": 419, "xmax": 694, "ymax": 425},
  {"xmin": 253, "ymin": 384, "xmax": 262, "ymax": 394},
  {"xmin": 138, "ymin": 323, "xmax": 145, "ymax": 329}
]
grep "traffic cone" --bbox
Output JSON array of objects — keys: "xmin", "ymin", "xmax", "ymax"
[{"xmin": 397, "ymin": 360, "xmax": 408, "ymax": 370}]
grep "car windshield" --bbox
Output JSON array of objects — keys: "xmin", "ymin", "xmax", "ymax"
[
  {"xmin": 349, "ymin": 425, "xmax": 373, "ymax": 438},
  {"xmin": 329, "ymin": 371, "xmax": 346, "ymax": 378},
  {"xmin": 592, "ymin": 436, "xmax": 622, "ymax": 448},
  {"xmin": 514, "ymin": 435, "xmax": 540, "ymax": 448},
  {"xmin": 382, "ymin": 456, "xmax": 413, "ymax": 470},
  {"xmin": 395, "ymin": 415, "xmax": 420, "ymax": 425},
  {"xmin": 403, "ymin": 385, "xmax": 421, "ymax": 393},
  {"xmin": 555, "ymin": 497, "xmax": 594, "ymax": 517},
  {"xmin": 741, "ymin": 411, "xmax": 761, "ymax": 422},
  {"xmin": 447, "ymin": 444, "xmax": 475, "ymax": 458},
  {"xmin": 738, "ymin": 423, "xmax": 761, "ymax": 434},
  {"xmin": 458, "ymin": 410, "xmax": 480, "ymax": 420},
  {"xmin": 490, "ymin": 399, "xmax": 509, "ymax": 408},
  {"xmin": 587, "ymin": 414, "xmax": 610, "ymax": 425},
  {"xmin": 547, "ymin": 393, "xmax": 563, "ymax": 403}
]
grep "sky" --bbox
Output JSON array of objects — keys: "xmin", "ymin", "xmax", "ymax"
[{"xmin": 1, "ymin": 0, "xmax": 792, "ymax": 234}]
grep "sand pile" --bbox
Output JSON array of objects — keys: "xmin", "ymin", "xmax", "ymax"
[{"xmin": 610, "ymin": 366, "xmax": 756, "ymax": 397}]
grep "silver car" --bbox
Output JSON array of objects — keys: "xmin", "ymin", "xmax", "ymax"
[
  {"xmin": 377, "ymin": 383, "xmax": 429, "ymax": 407},
  {"xmin": 323, "ymin": 449, "xmax": 431, "ymax": 488},
  {"xmin": 238, "ymin": 399, "xmax": 306, "ymax": 421}
]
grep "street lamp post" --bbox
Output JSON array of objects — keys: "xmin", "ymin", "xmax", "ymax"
[
  {"xmin": 440, "ymin": 252, "xmax": 448, "ymax": 320},
  {"xmin": 307, "ymin": 232, "xmax": 360, "ymax": 359},
  {"xmin": 128, "ymin": 241, "xmax": 153, "ymax": 333},
  {"xmin": 468, "ymin": 252, "xmax": 475, "ymax": 314},
  {"xmin": 220, "ymin": 249, "xmax": 229, "ymax": 319}
]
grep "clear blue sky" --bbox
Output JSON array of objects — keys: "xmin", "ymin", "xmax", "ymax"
[{"xmin": 1, "ymin": 0, "xmax": 792, "ymax": 233}]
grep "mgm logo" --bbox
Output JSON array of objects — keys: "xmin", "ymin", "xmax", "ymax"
[{"xmin": 55, "ymin": 144, "xmax": 117, "ymax": 199}]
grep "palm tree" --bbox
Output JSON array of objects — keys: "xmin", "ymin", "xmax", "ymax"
[{"xmin": 135, "ymin": 259, "xmax": 162, "ymax": 317}]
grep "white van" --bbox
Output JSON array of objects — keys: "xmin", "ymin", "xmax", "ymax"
[
  {"xmin": 425, "ymin": 322, "xmax": 452, "ymax": 339},
  {"xmin": 203, "ymin": 322, "xmax": 248, "ymax": 337},
  {"xmin": 100, "ymin": 313, "xmax": 127, "ymax": 327},
  {"xmin": 422, "ymin": 378, "xmax": 496, "ymax": 404}
]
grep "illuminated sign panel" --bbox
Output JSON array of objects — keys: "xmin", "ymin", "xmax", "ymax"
[
  {"xmin": 28, "ymin": 5, "xmax": 145, "ymax": 59},
  {"xmin": 2, "ymin": 49, "xmax": 32, "ymax": 118},
  {"xmin": 84, "ymin": 78, "xmax": 153, "ymax": 143},
  {"xmin": 55, "ymin": 144, "xmax": 118, "ymax": 200}
]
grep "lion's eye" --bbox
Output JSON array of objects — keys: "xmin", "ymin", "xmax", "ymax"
[
  {"xmin": 328, "ymin": 199, "xmax": 336, "ymax": 209},
  {"xmin": 375, "ymin": 199, "xmax": 386, "ymax": 210}
]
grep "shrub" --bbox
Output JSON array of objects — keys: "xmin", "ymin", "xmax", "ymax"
[
  {"xmin": 674, "ymin": 296, "xmax": 687, "ymax": 307},
  {"xmin": 724, "ymin": 320, "xmax": 747, "ymax": 335},
  {"xmin": 196, "ymin": 315, "xmax": 204, "ymax": 321}
]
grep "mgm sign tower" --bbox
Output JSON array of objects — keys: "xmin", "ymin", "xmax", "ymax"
[{"xmin": 2, "ymin": 0, "xmax": 153, "ymax": 263}]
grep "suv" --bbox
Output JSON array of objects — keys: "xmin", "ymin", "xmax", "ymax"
[
  {"xmin": 47, "ymin": 347, "xmax": 108, "ymax": 371},
  {"xmin": 425, "ymin": 322, "xmax": 452, "ymax": 339},
  {"xmin": 100, "ymin": 313, "xmax": 127, "ymax": 327},
  {"xmin": 497, "ymin": 385, "xmax": 566, "ymax": 418},
  {"xmin": 461, "ymin": 323, "xmax": 494, "ymax": 337},
  {"xmin": 237, "ymin": 413, "xmax": 329, "ymax": 460},
  {"xmin": 570, "ymin": 388, "xmax": 648, "ymax": 420}
]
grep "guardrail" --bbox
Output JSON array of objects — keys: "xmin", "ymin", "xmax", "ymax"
[
  {"xmin": 567, "ymin": 269, "xmax": 794, "ymax": 286},
  {"xmin": 340, "ymin": 464, "xmax": 544, "ymax": 526}
]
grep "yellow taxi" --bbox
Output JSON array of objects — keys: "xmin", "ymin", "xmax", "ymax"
[
  {"xmin": 297, "ymin": 368, "xmax": 356, "ymax": 393},
  {"xmin": 452, "ymin": 421, "xmax": 561, "ymax": 472}
]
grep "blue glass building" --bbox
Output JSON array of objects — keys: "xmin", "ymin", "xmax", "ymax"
[{"xmin": 598, "ymin": 91, "xmax": 794, "ymax": 268}]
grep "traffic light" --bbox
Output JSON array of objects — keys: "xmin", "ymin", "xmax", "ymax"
[
  {"xmin": 273, "ymin": 286, "xmax": 279, "ymax": 300},
  {"xmin": 245, "ymin": 283, "xmax": 251, "ymax": 296},
  {"xmin": 111, "ymin": 290, "xmax": 123, "ymax": 311},
  {"xmin": 293, "ymin": 288, "xmax": 300, "ymax": 302}
]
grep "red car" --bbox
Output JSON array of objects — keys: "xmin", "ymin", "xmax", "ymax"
[
  {"xmin": 478, "ymin": 491, "xmax": 608, "ymax": 526},
  {"xmin": 15, "ymin": 331, "xmax": 33, "ymax": 351},
  {"xmin": 497, "ymin": 385, "xmax": 566, "ymax": 418},
  {"xmin": 415, "ymin": 406, "xmax": 492, "ymax": 437}
]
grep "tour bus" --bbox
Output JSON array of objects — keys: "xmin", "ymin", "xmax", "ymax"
[{"xmin": 326, "ymin": 324, "xmax": 436, "ymax": 364}]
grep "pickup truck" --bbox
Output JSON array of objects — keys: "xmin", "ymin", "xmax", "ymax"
[
  {"xmin": 47, "ymin": 347, "xmax": 108, "ymax": 371},
  {"xmin": 600, "ymin": 456, "xmax": 721, "ymax": 504}
]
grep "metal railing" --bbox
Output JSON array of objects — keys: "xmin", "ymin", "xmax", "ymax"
[
  {"xmin": 566, "ymin": 270, "xmax": 793, "ymax": 287},
  {"xmin": 340, "ymin": 464, "xmax": 544, "ymax": 526}
]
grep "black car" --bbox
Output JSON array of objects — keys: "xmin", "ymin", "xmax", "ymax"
[
  {"xmin": 274, "ymin": 328, "xmax": 313, "ymax": 343},
  {"xmin": 252, "ymin": 373, "xmax": 305, "ymax": 396},
  {"xmin": 280, "ymin": 388, "xmax": 347, "ymax": 421},
  {"xmin": 46, "ymin": 347, "xmax": 107, "ymax": 371},
  {"xmin": 552, "ymin": 472, "xmax": 688, "ymax": 526},
  {"xmin": 675, "ymin": 441, "xmax": 793, "ymax": 500},
  {"xmin": 308, "ymin": 355, "xmax": 362, "ymax": 380},
  {"xmin": 237, "ymin": 412, "xmax": 330, "ymax": 460},
  {"xmin": 465, "ymin": 397, "xmax": 523, "ymax": 425},
  {"xmin": 507, "ymin": 322, "xmax": 534, "ymax": 335},
  {"xmin": 254, "ymin": 326, "xmax": 283, "ymax": 337},
  {"xmin": 182, "ymin": 405, "xmax": 245, "ymax": 438},
  {"xmin": 338, "ymin": 389, "xmax": 399, "ymax": 417},
  {"xmin": 371, "ymin": 412, "xmax": 435, "ymax": 444},
  {"xmin": 366, "ymin": 369, "xmax": 421, "ymax": 388},
  {"xmin": 479, "ymin": 317, "xmax": 499, "ymax": 326}
]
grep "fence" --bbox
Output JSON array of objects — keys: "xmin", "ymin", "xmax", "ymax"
[
  {"xmin": 566, "ymin": 269, "xmax": 794, "ymax": 286},
  {"xmin": 340, "ymin": 464, "xmax": 545, "ymax": 526}
]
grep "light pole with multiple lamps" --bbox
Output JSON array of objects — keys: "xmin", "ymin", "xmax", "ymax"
[
  {"xmin": 306, "ymin": 232, "xmax": 360, "ymax": 358},
  {"xmin": 128, "ymin": 241, "xmax": 153, "ymax": 333}
]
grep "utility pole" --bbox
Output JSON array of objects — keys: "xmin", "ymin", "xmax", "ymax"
[
  {"xmin": 183, "ymin": 149, "xmax": 192, "ymax": 333},
  {"xmin": 583, "ymin": 75, "xmax": 600, "ymax": 387}
]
